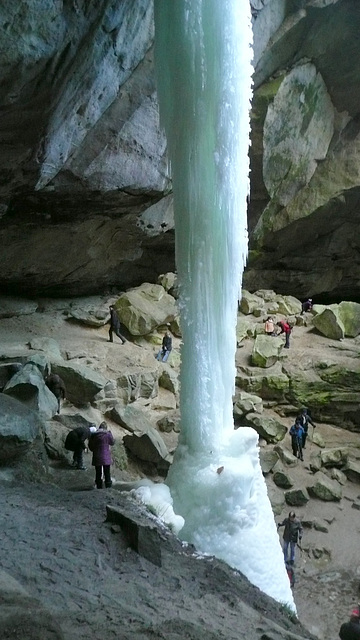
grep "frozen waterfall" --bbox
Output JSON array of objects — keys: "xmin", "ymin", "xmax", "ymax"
[{"xmin": 152, "ymin": 0, "xmax": 295, "ymax": 609}]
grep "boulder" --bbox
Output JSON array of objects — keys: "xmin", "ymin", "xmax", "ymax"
[
  {"xmin": 158, "ymin": 366, "xmax": 179, "ymax": 396},
  {"xmin": 259, "ymin": 448, "xmax": 279, "ymax": 474},
  {"xmin": 0, "ymin": 297, "xmax": 38, "ymax": 318},
  {"xmin": 273, "ymin": 445, "xmax": 298, "ymax": 468},
  {"xmin": 338, "ymin": 301, "xmax": 360, "ymax": 337},
  {"xmin": 3, "ymin": 363, "xmax": 58, "ymax": 419},
  {"xmin": 123, "ymin": 428, "xmax": 170, "ymax": 470},
  {"xmin": 239, "ymin": 290, "xmax": 264, "ymax": 315},
  {"xmin": 115, "ymin": 283, "xmax": 177, "ymax": 335},
  {"xmin": 51, "ymin": 361, "xmax": 108, "ymax": 404},
  {"xmin": 236, "ymin": 363, "xmax": 289, "ymax": 400},
  {"xmin": 320, "ymin": 447, "xmax": 348, "ymax": 468},
  {"xmin": 157, "ymin": 272, "xmax": 178, "ymax": 297},
  {"xmin": 307, "ymin": 471, "xmax": 342, "ymax": 501},
  {"xmin": 110, "ymin": 403, "xmax": 155, "ymax": 434},
  {"xmin": 253, "ymin": 289, "xmax": 277, "ymax": 302},
  {"xmin": 251, "ymin": 335, "xmax": 283, "ymax": 368},
  {"xmin": 0, "ymin": 394, "xmax": 43, "ymax": 462},
  {"xmin": 274, "ymin": 295, "xmax": 301, "ymax": 316},
  {"xmin": 284, "ymin": 488, "xmax": 310, "ymax": 507},
  {"xmin": 66, "ymin": 297, "xmax": 112, "ymax": 327},
  {"xmin": 236, "ymin": 316, "xmax": 255, "ymax": 343},
  {"xmin": 233, "ymin": 391, "xmax": 263, "ymax": 418},
  {"xmin": 43, "ymin": 420, "xmax": 70, "ymax": 461},
  {"xmin": 0, "ymin": 363, "xmax": 22, "ymax": 391},
  {"xmin": 244, "ymin": 413, "xmax": 287, "ymax": 443},
  {"xmin": 273, "ymin": 469, "xmax": 294, "ymax": 489},
  {"xmin": 343, "ymin": 459, "xmax": 360, "ymax": 484},
  {"xmin": 312, "ymin": 305, "xmax": 345, "ymax": 340}
]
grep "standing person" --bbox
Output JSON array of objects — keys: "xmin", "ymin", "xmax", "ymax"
[
  {"xmin": 289, "ymin": 419, "xmax": 304, "ymax": 460},
  {"xmin": 108, "ymin": 305, "xmax": 126, "ymax": 344},
  {"xmin": 339, "ymin": 608, "xmax": 360, "ymax": 640},
  {"xmin": 88, "ymin": 421, "xmax": 114, "ymax": 489},
  {"xmin": 297, "ymin": 407, "xmax": 316, "ymax": 449},
  {"xmin": 156, "ymin": 327, "xmax": 172, "ymax": 362},
  {"xmin": 64, "ymin": 424, "xmax": 97, "ymax": 470},
  {"xmin": 45, "ymin": 372, "xmax": 66, "ymax": 414},
  {"xmin": 278, "ymin": 511, "xmax": 303, "ymax": 565},
  {"xmin": 264, "ymin": 316, "xmax": 275, "ymax": 336},
  {"xmin": 301, "ymin": 298, "xmax": 313, "ymax": 314},
  {"xmin": 276, "ymin": 320, "xmax": 292, "ymax": 349}
]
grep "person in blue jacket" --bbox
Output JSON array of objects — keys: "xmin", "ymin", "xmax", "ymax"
[{"xmin": 289, "ymin": 418, "xmax": 304, "ymax": 461}]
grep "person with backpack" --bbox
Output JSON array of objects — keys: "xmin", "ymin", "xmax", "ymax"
[
  {"xmin": 289, "ymin": 418, "xmax": 304, "ymax": 461},
  {"xmin": 278, "ymin": 511, "xmax": 303, "ymax": 565},
  {"xmin": 297, "ymin": 407, "xmax": 316, "ymax": 449},
  {"xmin": 301, "ymin": 298, "xmax": 313, "ymax": 314},
  {"xmin": 276, "ymin": 320, "xmax": 292, "ymax": 348},
  {"xmin": 64, "ymin": 424, "xmax": 97, "ymax": 470}
]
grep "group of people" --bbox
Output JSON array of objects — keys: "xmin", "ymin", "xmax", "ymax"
[
  {"xmin": 264, "ymin": 298, "xmax": 314, "ymax": 349},
  {"xmin": 64, "ymin": 421, "xmax": 114, "ymax": 489},
  {"xmin": 264, "ymin": 316, "xmax": 292, "ymax": 348},
  {"xmin": 289, "ymin": 408, "xmax": 316, "ymax": 461}
]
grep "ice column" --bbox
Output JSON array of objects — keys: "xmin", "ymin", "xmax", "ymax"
[{"xmin": 154, "ymin": 0, "xmax": 295, "ymax": 609}]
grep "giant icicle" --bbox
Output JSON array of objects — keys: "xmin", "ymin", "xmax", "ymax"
[{"xmin": 154, "ymin": 0, "xmax": 295, "ymax": 609}]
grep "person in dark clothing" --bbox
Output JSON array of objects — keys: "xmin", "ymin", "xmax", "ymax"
[
  {"xmin": 88, "ymin": 421, "xmax": 114, "ymax": 489},
  {"xmin": 64, "ymin": 424, "xmax": 96, "ymax": 470},
  {"xmin": 297, "ymin": 407, "xmax": 316, "ymax": 449},
  {"xmin": 289, "ymin": 419, "xmax": 304, "ymax": 460},
  {"xmin": 108, "ymin": 305, "xmax": 126, "ymax": 344},
  {"xmin": 301, "ymin": 298, "xmax": 313, "ymax": 314},
  {"xmin": 45, "ymin": 373, "xmax": 66, "ymax": 414},
  {"xmin": 276, "ymin": 320, "xmax": 292, "ymax": 348},
  {"xmin": 339, "ymin": 608, "xmax": 360, "ymax": 640},
  {"xmin": 278, "ymin": 511, "xmax": 303, "ymax": 565},
  {"xmin": 156, "ymin": 328, "xmax": 172, "ymax": 362}
]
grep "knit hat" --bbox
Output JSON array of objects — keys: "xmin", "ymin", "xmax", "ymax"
[
  {"xmin": 351, "ymin": 609, "xmax": 360, "ymax": 618},
  {"xmin": 89, "ymin": 425, "xmax": 97, "ymax": 433}
]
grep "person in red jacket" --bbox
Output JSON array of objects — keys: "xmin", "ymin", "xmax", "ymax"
[
  {"xmin": 277, "ymin": 320, "xmax": 292, "ymax": 349},
  {"xmin": 88, "ymin": 421, "xmax": 115, "ymax": 489}
]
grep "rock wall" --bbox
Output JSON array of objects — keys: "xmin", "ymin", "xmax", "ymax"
[{"xmin": 0, "ymin": 0, "xmax": 359, "ymax": 298}]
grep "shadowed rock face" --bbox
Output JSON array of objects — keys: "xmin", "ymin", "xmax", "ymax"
[{"xmin": 0, "ymin": 0, "xmax": 359, "ymax": 298}]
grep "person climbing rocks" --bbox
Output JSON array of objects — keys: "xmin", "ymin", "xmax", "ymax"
[
  {"xmin": 276, "ymin": 320, "xmax": 292, "ymax": 349},
  {"xmin": 108, "ymin": 305, "xmax": 126, "ymax": 344},
  {"xmin": 297, "ymin": 407, "xmax": 316, "ymax": 449},
  {"xmin": 64, "ymin": 424, "xmax": 97, "ymax": 470},
  {"xmin": 156, "ymin": 327, "xmax": 172, "ymax": 362},
  {"xmin": 264, "ymin": 316, "xmax": 275, "ymax": 336},
  {"xmin": 277, "ymin": 511, "xmax": 303, "ymax": 566},
  {"xmin": 339, "ymin": 607, "xmax": 360, "ymax": 640},
  {"xmin": 88, "ymin": 421, "xmax": 114, "ymax": 489},
  {"xmin": 45, "ymin": 372, "xmax": 66, "ymax": 414},
  {"xmin": 301, "ymin": 298, "xmax": 313, "ymax": 314},
  {"xmin": 289, "ymin": 418, "xmax": 304, "ymax": 461}
]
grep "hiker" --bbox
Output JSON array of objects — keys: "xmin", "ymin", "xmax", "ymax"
[
  {"xmin": 156, "ymin": 327, "xmax": 172, "ymax": 362},
  {"xmin": 88, "ymin": 421, "xmax": 114, "ymax": 489},
  {"xmin": 45, "ymin": 372, "xmax": 66, "ymax": 414},
  {"xmin": 301, "ymin": 298, "xmax": 313, "ymax": 314},
  {"xmin": 339, "ymin": 608, "xmax": 360, "ymax": 640},
  {"xmin": 297, "ymin": 407, "xmax": 316, "ymax": 449},
  {"xmin": 108, "ymin": 305, "xmax": 126, "ymax": 344},
  {"xmin": 278, "ymin": 511, "xmax": 303, "ymax": 565},
  {"xmin": 276, "ymin": 320, "xmax": 292, "ymax": 349},
  {"xmin": 64, "ymin": 424, "xmax": 97, "ymax": 470},
  {"xmin": 289, "ymin": 418, "xmax": 304, "ymax": 460},
  {"xmin": 264, "ymin": 316, "xmax": 276, "ymax": 336}
]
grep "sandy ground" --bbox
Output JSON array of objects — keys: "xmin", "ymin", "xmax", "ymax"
[{"xmin": 1, "ymin": 298, "xmax": 360, "ymax": 639}]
